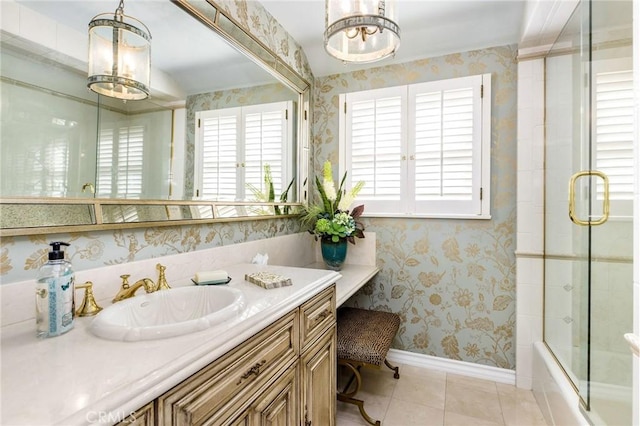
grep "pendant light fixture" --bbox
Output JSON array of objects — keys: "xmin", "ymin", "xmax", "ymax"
[
  {"xmin": 87, "ymin": 0, "xmax": 151, "ymax": 100},
  {"xmin": 324, "ymin": 0, "xmax": 400, "ymax": 63}
]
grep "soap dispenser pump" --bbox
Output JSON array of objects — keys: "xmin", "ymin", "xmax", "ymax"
[{"xmin": 36, "ymin": 242, "xmax": 75, "ymax": 338}]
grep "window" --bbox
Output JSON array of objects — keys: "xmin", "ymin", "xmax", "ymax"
[
  {"xmin": 593, "ymin": 61, "xmax": 633, "ymax": 218},
  {"xmin": 340, "ymin": 74, "xmax": 491, "ymax": 218},
  {"xmin": 194, "ymin": 101, "xmax": 293, "ymax": 201},
  {"xmin": 96, "ymin": 124, "xmax": 145, "ymax": 198}
]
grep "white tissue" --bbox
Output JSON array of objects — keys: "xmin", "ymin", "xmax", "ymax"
[
  {"xmin": 251, "ymin": 253, "xmax": 269, "ymax": 265},
  {"xmin": 194, "ymin": 270, "xmax": 228, "ymax": 283}
]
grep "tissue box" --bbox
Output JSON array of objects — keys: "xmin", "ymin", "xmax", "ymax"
[{"xmin": 244, "ymin": 271, "xmax": 292, "ymax": 289}]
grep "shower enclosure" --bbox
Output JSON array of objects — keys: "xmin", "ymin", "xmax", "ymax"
[{"xmin": 543, "ymin": 0, "xmax": 634, "ymax": 425}]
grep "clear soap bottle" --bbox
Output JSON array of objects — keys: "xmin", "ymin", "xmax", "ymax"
[{"xmin": 36, "ymin": 242, "xmax": 75, "ymax": 338}]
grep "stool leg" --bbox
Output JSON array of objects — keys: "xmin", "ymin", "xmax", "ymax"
[
  {"xmin": 337, "ymin": 360, "xmax": 381, "ymax": 426},
  {"xmin": 384, "ymin": 359, "xmax": 400, "ymax": 379}
]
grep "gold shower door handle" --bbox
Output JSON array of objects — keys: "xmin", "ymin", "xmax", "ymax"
[{"xmin": 568, "ymin": 170, "xmax": 609, "ymax": 226}]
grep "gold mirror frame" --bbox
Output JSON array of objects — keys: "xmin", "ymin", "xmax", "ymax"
[{"xmin": 0, "ymin": 0, "xmax": 310, "ymax": 237}]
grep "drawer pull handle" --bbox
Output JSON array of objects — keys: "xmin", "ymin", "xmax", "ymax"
[
  {"xmin": 313, "ymin": 309, "xmax": 331, "ymax": 325},
  {"xmin": 237, "ymin": 360, "xmax": 266, "ymax": 384}
]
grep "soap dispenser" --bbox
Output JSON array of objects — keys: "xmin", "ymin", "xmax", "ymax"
[{"xmin": 36, "ymin": 242, "xmax": 75, "ymax": 338}]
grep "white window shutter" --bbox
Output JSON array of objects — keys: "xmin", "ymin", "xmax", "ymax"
[
  {"xmin": 196, "ymin": 109, "xmax": 240, "ymax": 200},
  {"xmin": 594, "ymin": 69, "xmax": 634, "ymax": 201},
  {"xmin": 116, "ymin": 125, "xmax": 144, "ymax": 198},
  {"xmin": 96, "ymin": 128, "xmax": 114, "ymax": 197},
  {"xmin": 243, "ymin": 101, "xmax": 291, "ymax": 199},
  {"xmin": 410, "ymin": 74, "xmax": 483, "ymax": 215},
  {"xmin": 341, "ymin": 74, "xmax": 491, "ymax": 218},
  {"xmin": 343, "ymin": 87, "xmax": 406, "ymax": 214}
]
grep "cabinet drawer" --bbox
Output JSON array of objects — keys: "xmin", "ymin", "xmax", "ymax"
[
  {"xmin": 158, "ymin": 310, "xmax": 299, "ymax": 426},
  {"xmin": 299, "ymin": 285, "xmax": 336, "ymax": 351}
]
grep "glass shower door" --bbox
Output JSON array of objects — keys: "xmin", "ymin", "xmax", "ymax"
[
  {"xmin": 585, "ymin": 1, "xmax": 634, "ymax": 424},
  {"xmin": 544, "ymin": 1, "xmax": 634, "ymax": 425},
  {"xmin": 544, "ymin": 0, "xmax": 591, "ymax": 406}
]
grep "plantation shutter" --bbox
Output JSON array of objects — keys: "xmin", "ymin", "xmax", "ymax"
[
  {"xmin": 116, "ymin": 125, "xmax": 144, "ymax": 198},
  {"xmin": 409, "ymin": 74, "xmax": 483, "ymax": 214},
  {"xmin": 344, "ymin": 86, "xmax": 405, "ymax": 213},
  {"xmin": 594, "ymin": 69, "xmax": 634, "ymax": 202},
  {"xmin": 95, "ymin": 128, "xmax": 114, "ymax": 197},
  {"xmin": 95, "ymin": 124, "xmax": 144, "ymax": 198},
  {"xmin": 243, "ymin": 101, "xmax": 290, "ymax": 199},
  {"xmin": 196, "ymin": 108, "xmax": 240, "ymax": 200},
  {"xmin": 341, "ymin": 74, "xmax": 490, "ymax": 218}
]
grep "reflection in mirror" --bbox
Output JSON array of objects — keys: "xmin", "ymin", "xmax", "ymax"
[
  {"xmin": 101, "ymin": 204, "xmax": 214, "ymax": 224},
  {"xmin": 0, "ymin": 204, "xmax": 95, "ymax": 229},
  {"xmin": 0, "ymin": 0, "xmax": 301, "ymax": 203}
]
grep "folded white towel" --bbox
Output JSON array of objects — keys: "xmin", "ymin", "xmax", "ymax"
[{"xmin": 194, "ymin": 270, "xmax": 228, "ymax": 283}]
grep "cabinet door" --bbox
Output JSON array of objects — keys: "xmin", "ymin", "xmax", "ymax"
[
  {"xmin": 249, "ymin": 364, "xmax": 298, "ymax": 426},
  {"xmin": 116, "ymin": 402, "xmax": 154, "ymax": 426},
  {"xmin": 300, "ymin": 326, "xmax": 336, "ymax": 426},
  {"xmin": 158, "ymin": 311, "xmax": 298, "ymax": 425}
]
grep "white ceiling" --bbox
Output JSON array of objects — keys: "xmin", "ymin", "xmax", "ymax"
[
  {"xmin": 9, "ymin": 0, "xmax": 529, "ymax": 93},
  {"xmin": 260, "ymin": 0, "xmax": 527, "ymax": 77}
]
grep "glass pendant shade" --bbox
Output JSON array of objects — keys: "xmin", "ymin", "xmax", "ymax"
[
  {"xmin": 324, "ymin": 0, "xmax": 400, "ymax": 63},
  {"xmin": 88, "ymin": 2, "xmax": 151, "ymax": 101}
]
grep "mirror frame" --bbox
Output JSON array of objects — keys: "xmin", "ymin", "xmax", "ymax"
[{"xmin": 0, "ymin": 0, "xmax": 310, "ymax": 237}]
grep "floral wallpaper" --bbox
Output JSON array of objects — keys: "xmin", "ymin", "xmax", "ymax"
[
  {"xmin": 0, "ymin": 0, "xmax": 311, "ymax": 285},
  {"xmin": 312, "ymin": 46, "xmax": 518, "ymax": 369},
  {"xmin": 1, "ymin": 219, "xmax": 301, "ymax": 283},
  {"xmin": 214, "ymin": 0, "xmax": 314, "ymax": 82}
]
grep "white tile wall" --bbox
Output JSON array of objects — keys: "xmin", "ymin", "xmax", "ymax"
[{"xmin": 516, "ymin": 57, "xmax": 545, "ymax": 390}]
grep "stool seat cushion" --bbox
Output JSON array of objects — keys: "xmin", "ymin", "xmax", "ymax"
[{"xmin": 337, "ymin": 307, "xmax": 400, "ymax": 366}]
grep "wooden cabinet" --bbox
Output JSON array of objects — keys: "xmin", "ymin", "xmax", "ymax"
[
  {"xmin": 153, "ymin": 285, "xmax": 335, "ymax": 426},
  {"xmin": 157, "ymin": 311, "xmax": 298, "ymax": 425},
  {"xmin": 300, "ymin": 325, "xmax": 336, "ymax": 426},
  {"xmin": 248, "ymin": 364, "xmax": 298, "ymax": 425},
  {"xmin": 116, "ymin": 402, "xmax": 155, "ymax": 426},
  {"xmin": 299, "ymin": 286, "xmax": 336, "ymax": 352}
]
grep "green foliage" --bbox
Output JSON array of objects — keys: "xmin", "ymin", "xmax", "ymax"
[{"xmin": 300, "ymin": 161, "xmax": 365, "ymax": 244}]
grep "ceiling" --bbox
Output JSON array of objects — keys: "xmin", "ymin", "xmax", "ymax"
[
  {"xmin": 9, "ymin": 0, "xmax": 278, "ymax": 100},
  {"xmin": 260, "ymin": 0, "xmax": 527, "ymax": 77},
  {"xmin": 9, "ymin": 0, "xmax": 529, "ymax": 92}
]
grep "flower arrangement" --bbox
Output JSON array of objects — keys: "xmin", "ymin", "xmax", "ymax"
[{"xmin": 302, "ymin": 161, "xmax": 365, "ymax": 244}]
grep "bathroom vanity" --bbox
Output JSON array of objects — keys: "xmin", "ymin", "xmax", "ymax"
[{"xmin": 1, "ymin": 261, "xmax": 378, "ymax": 425}]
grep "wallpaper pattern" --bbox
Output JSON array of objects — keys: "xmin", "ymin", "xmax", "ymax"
[
  {"xmin": 0, "ymin": 0, "xmax": 310, "ymax": 285},
  {"xmin": 312, "ymin": 46, "xmax": 518, "ymax": 369}
]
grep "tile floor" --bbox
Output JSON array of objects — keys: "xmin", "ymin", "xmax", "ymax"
[{"xmin": 336, "ymin": 363, "xmax": 548, "ymax": 426}]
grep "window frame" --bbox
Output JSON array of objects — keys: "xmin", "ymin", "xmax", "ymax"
[
  {"xmin": 339, "ymin": 73, "xmax": 491, "ymax": 219},
  {"xmin": 194, "ymin": 101, "xmax": 294, "ymax": 201}
]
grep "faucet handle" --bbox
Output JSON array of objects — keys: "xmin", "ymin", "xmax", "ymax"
[
  {"xmin": 156, "ymin": 263, "xmax": 171, "ymax": 291},
  {"xmin": 75, "ymin": 281, "xmax": 103, "ymax": 317},
  {"xmin": 119, "ymin": 274, "xmax": 131, "ymax": 288}
]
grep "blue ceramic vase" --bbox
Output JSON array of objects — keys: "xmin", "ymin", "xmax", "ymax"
[{"xmin": 320, "ymin": 237, "xmax": 348, "ymax": 271}]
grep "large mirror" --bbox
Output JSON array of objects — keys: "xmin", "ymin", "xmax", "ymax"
[{"xmin": 0, "ymin": 0, "xmax": 308, "ymax": 213}]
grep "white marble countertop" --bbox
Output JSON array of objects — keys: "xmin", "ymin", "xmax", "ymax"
[
  {"xmin": 0, "ymin": 262, "xmax": 378, "ymax": 425},
  {"xmin": 1, "ymin": 263, "xmax": 342, "ymax": 426}
]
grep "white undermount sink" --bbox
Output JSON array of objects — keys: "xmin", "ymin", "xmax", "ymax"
[{"xmin": 90, "ymin": 286, "xmax": 246, "ymax": 341}]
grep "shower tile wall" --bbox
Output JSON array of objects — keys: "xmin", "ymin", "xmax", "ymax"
[{"xmin": 515, "ymin": 58, "xmax": 545, "ymax": 389}]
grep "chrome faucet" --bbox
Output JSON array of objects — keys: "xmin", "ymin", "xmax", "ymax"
[{"xmin": 112, "ymin": 263, "xmax": 171, "ymax": 302}]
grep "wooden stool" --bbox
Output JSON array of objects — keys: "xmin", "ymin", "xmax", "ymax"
[{"xmin": 336, "ymin": 307, "xmax": 401, "ymax": 426}]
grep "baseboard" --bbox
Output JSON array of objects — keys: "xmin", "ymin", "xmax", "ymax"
[{"xmin": 386, "ymin": 348, "xmax": 516, "ymax": 385}]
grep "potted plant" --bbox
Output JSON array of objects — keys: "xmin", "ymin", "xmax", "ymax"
[{"xmin": 301, "ymin": 161, "xmax": 365, "ymax": 270}]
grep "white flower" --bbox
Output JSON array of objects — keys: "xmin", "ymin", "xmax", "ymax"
[{"xmin": 338, "ymin": 180, "xmax": 364, "ymax": 211}]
